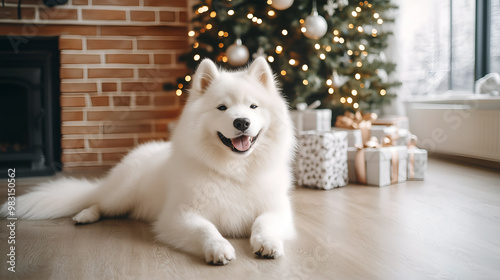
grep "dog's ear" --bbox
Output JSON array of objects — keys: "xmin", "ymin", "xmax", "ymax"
[
  {"xmin": 192, "ymin": 59, "xmax": 219, "ymax": 94},
  {"xmin": 248, "ymin": 57, "xmax": 276, "ymax": 92}
]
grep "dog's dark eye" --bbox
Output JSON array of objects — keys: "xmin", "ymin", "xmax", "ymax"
[
  {"xmin": 250, "ymin": 104, "xmax": 258, "ymax": 109},
  {"xmin": 217, "ymin": 105, "xmax": 227, "ymax": 111}
]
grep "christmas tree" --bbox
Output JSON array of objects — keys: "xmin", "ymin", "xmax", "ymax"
[{"xmin": 169, "ymin": 0, "xmax": 399, "ymax": 117}]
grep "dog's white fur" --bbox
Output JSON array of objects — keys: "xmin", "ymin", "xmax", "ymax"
[{"xmin": 1, "ymin": 57, "xmax": 296, "ymax": 265}]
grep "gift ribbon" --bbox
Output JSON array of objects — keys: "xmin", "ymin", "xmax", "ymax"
[
  {"xmin": 354, "ymin": 136, "xmax": 400, "ymax": 185},
  {"xmin": 407, "ymin": 134, "xmax": 418, "ymax": 179},
  {"xmin": 335, "ymin": 111, "xmax": 378, "ymax": 144}
]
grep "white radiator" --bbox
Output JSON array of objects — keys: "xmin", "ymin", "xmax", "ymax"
[{"xmin": 405, "ymin": 97, "xmax": 500, "ymax": 163}]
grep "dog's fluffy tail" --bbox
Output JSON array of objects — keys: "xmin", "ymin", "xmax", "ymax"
[{"xmin": 1, "ymin": 177, "xmax": 100, "ymax": 220}]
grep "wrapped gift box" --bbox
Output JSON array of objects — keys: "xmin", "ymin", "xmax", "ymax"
[
  {"xmin": 331, "ymin": 127, "xmax": 363, "ymax": 147},
  {"xmin": 347, "ymin": 146, "xmax": 407, "ymax": 187},
  {"xmin": 372, "ymin": 115, "xmax": 409, "ymax": 130},
  {"xmin": 370, "ymin": 125, "xmax": 411, "ymax": 146},
  {"xmin": 407, "ymin": 148, "xmax": 428, "ymax": 180},
  {"xmin": 296, "ymin": 131, "xmax": 348, "ymax": 190},
  {"xmin": 291, "ymin": 109, "xmax": 332, "ymax": 132}
]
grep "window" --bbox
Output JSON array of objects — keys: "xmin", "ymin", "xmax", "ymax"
[{"xmin": 396, "ymin": 0, "xmax": 499, "ymax": 95}]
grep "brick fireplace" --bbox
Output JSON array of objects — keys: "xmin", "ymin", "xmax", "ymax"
[{"xmin": 0, "ymin": 0, "xmax": 189, "ymax": 172}]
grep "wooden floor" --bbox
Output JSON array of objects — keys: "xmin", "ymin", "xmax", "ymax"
[{"xmin": 1, "ymin": 157, "xmax": 499, "ymax": 280}]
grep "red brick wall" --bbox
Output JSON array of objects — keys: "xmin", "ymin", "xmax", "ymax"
[{"xmin": 0, "ymin": 0, "xmax": 190, "ymax": 171}]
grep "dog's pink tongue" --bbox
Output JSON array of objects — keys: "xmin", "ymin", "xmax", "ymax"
[{"xmin": 231, "ymin": 135, "xmax": 251, "ymax": 152}]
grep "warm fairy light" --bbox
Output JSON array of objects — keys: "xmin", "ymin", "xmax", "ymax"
[
  {"xmin": 303, "ymin": 79, "xmax": 309, "ymax": 85},
  {"xmin": 340, "ymin": 97, "xmax": 346, "ymax": 103},
  {"xmin": 301, "ymin": 27, "xmax": 307, "ymax": 33},
  {"xmin": 193, "ymin": 42, "xmax": 199, "ymax": 48},
  {"xmin": 178, "ymin": 83, "xmax": 183, "ymax": 89},
  {"xmin": 357, "ymin": 26, "xmax": 363, "ymax": 32},
  {"xmin": 275, "ymin": 45, "xmax": 283, "ymax": 54},
  {"xmin": 347, "ymin": 97, "xmax": 353, "ymax": 103},
  {"xmin": 252, "ymin": 17, "xmax": 258, "ymax": 22},
  {"xmin": 356, "ymin": 61, "xmax": 362, "ymax": 67},
  {"xmin": 325, "ymin": 46, "xmax": 331, "ymax": 52},
  {"xmin": 228, "ymin": 10, "xmax": 234, "ymax": 16},
  {"xmin": 302, "ymin": 64, "xmax": 308, "ymax": 71},
  {"xmin": 206, "ymin": 24, "xmax": 212, "ymax": 30},
  {"xmin": 315, "ymin": 43, "xmax": 321, "ymax": 50},
  {"xmin": 326, "ymin": 79, "xmax": 333, "ymax": 86},
  {"xmin": 319, "ymin": 53, "xmax": 326, "ymax": 60},
  {"xmin": 197, "ymin": 6, "xmax": 209, "ymax": 13},
  {"xmin": 333, "ymin": 36, "xmax": 339, "ymax": 42},
  {"xmin": 352, "ymin": 89, "xmax": 358, "ymax": 96},
  {"xmin": 268, "ymin": 56, "xmax": 274, "ymax": 63},
  {"xmin": 339, "ymin": 38, "xmax": 345, "ymax": 44},
  {"xmin": 347, "ymin": 50, "xmax": 353, "ymax": 55},
  {"xmin": 333, "ymin": 30, "xmax": 339, "ymax": 35},
  {"xmin": 380, "ymin": 89, "xmax": 387, "ymax": 96},
  {"xmin": 299, "ymin": 18, "xmax": 305, "ymax": 24},
  {"xmin": 219, "ymin": 43, "xmax": 224, "ymax": 48},
  {"xmin": 282, "ymin": 29, "xmax": 288, "ymax": 35},
  {"xmin": 218, "ymin": 31, "xmax": 224, "ymax": 37},
  {"xmin": 377, "ymin": 19, "xmax": 384, "ymax": 24},
  {"xmin": 373, "ymin": 13, "xmax": 380, "ymax": 19},
  {"xmin": 348, "ymin": 23, "xmax": 354, "ymax": 29},
  {"xmin": 328, "ymin": 88, "xmax": 334, "ymax": 94},
  {"xmin": 352, "ymin": 11, "xmax": 358, "ymax": 17},
  {"xmin": 222, "ymin": 56, "xmax": 228, "ymax": 62},
  {"xmin": 359, "ymin": 44, "xmax": 366, "ymax": 51},
  {"xmin": 194, "ymin": 54, "xmax": 200, "ymax": 61},
  {"xmin": 362, "ymin": 51, "xmax": 368, "ymax": 56},
  {"xmin": 210, "ymin": 11, "xmax": 217, "ymax": 17},
  {"xmin": 223, "ymin": 32, "xmax": 229, "ymax": 37},
  {"xmin": 289, "ymin": 59, "xmax": 296, "ymax": 65},
  {"xmin": 256, "ymin": 18, "xmax": 263, "ymax": 24},
  {"xmin": 355, "ymin": 73, "xmax": 361, "ymax": 80},
  {"xmin": 267, "ymin": 0, "xmax": 272, "ymax": 4},
  {"xmin": 176, "ymin": 89, "xmax": 182, "ymax": 96},
  {"xmin": 268, "ymin": 10, "xmax": 275, "ymax": 16},
  {"xmin": 356, "ymin": 7, "xmax": 362, "ymax": 12},
  {"xmin": 247, "ymin": 13, "xmax": 253, "ymax": 19},
  {"xmin": 360, "ymin": 83, "xmax": 365, "ymax": 88},
  {"xmin": 281, "ymin": 70, "xmax": 287, "ymax": 76},
  {"xmin": 185, "ymin": 75, "xmax": 191, "ymax": 82},
  {"xmin": 353, "ymin": 103, "xmax": 359, "ymax": 109},
  {"xmin": 188, "ymin": 30, "xmax": 195, "ymax": 37}
]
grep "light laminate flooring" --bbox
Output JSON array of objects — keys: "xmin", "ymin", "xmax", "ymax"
[{"xmin": 1, "ymin": 157, "xmax": 499, "ymax": 280}]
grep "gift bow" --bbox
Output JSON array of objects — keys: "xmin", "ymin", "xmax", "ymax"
[
  {"xmin": 354, "ymin": 135, "xmax": 400, "ymax": 185},
  {"xmin": 335, "ymin": 111, "xmax": 378, "ymax": 144}
]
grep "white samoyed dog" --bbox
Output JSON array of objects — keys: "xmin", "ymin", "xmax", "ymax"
[{"xmin": 1, "ymin": 57, "xmax": 296, "ymax": 265}]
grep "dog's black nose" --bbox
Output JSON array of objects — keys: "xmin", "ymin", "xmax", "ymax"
[{"xmin": 233, "ymin": 118, "xmax": 251, "ymax": 132}]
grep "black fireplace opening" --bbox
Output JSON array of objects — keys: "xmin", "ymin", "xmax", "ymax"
[{"xmin": 0, "ymin": 36, "xmax": 62, "ymax": 177}]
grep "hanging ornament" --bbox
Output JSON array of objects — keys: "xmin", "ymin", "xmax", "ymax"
[
  {"xmin": 377, "ymin": 69, "xmax": 389, "ymax": 83},
  {"xmin": 270, "ymin": 0, "xmax": 294, "ymax": 10},
  {"xmin": 332, "ymin": 70, "xmax": 349, "ymax": 87},
  {"xmin": 338, "ymin": 0, "xmax": 349, "ymax": 10},
  {"xmin": 252, "ymin": 47, "xmax": 266, "ymax": 60},
  {"xmin": 324, "ymin": 0, "xmax": 338, "ymax": 16},
  {"xmin": 303, "ymin": 1, "xmax": 328, "ymax": 40},
  {"xmin": 226, "ymin": 38, "xmax": 249, "ymax": 67}
]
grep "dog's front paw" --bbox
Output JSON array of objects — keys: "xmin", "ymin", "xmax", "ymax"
[
  {"xmin": 204, "ymin": 238, "xmax": 235, "ymax": 265},
  {"xmin": 250, "ymin": 235, "xmax": 284, "ymax": 259}
]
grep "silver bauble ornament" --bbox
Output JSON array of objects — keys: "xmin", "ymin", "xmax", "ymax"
[
  {"xmin": 226, "ymin": 39, "xmax": 249, "ymax": 67},
  {"xmin": 303, "ymin": 2, "xmax": 328, "ymax": 40},
  {"xmin": 271, "ymin": 0, "xmax": 294, "ymax": 10}
]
